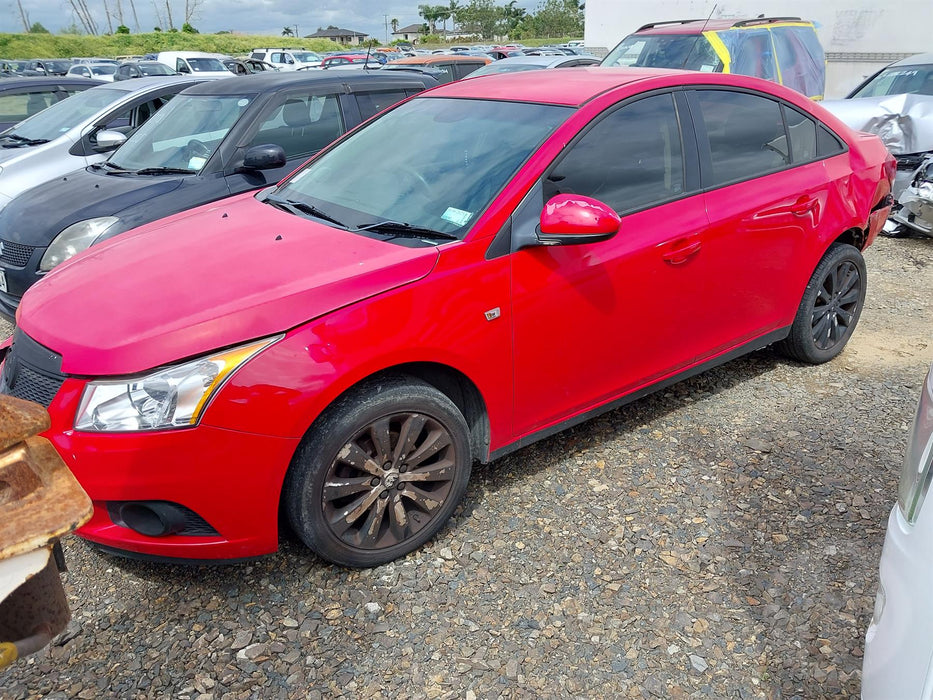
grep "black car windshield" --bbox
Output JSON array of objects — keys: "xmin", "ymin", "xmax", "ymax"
[
  {"xmin": 850, "ymin": 63, "xmax": 933, "ymax": 98},
  {"xmin": 139, "ymin": 63, "xmax": 174, "ymax": 75},
  {"xmin": 274, "ymin": 97, "xmax": 571, "ymax": 239},
  {"xmin": 8, "ymin": 85, "xmax": 131, "ymax": 141},
  {"xmin": 90, "ymin": 65, "xmax": 117, "ymax": 76},
  {"xmin": 45, "ymin": 60, "xmax": 72, "ymax": 73},
  {"xmin": 602, "ymin": 34, "xmax": 723, "ymax": 72},
  {"xmin": 109, "ymin": 94, "xmax": 252, "ymax": 173}
]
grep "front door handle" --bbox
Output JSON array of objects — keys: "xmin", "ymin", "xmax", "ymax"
[{"xmin": 661, "ymin": 234, "xmax": 702, "ymax": 265}]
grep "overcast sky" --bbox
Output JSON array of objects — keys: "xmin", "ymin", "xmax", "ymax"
[{"xmin": 3, "ymin": 0, "xmax": 540, "ymax": 41}]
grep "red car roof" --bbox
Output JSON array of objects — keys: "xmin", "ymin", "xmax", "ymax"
[
  {"xmin": 636, "ymin": 19, "xmax": 735, "ymax": 35},
  {"xmin": 422, "ymin": 66, "xmax": 687, "ymax": 106}
]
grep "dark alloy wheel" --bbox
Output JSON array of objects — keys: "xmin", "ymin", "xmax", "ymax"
[
  {"xmin": 285, "ymin": 377, "xmax": 472, "ymax": 567},
  {"xmin": 778, "ymin": 242, "xmax": 867, "ymax": 364}
]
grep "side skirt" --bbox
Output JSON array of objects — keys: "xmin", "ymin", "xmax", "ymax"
[{"xmin": 486, "ymin": 327, "xmax": 790, "ymax": 463}]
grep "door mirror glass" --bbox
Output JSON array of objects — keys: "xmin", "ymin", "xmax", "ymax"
[
  {"xmin": 241, "ymin": 143, "xmax": 287, "ymax": 171},
  {"xmin": 538, "ymin": 194, "xmax": 620, "ymax": 245}
]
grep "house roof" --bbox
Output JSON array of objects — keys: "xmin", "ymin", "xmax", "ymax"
[
  {"xmin": 393, "ymin": 23, "xmax": 423, "ymax": 34},
  {"xmin": 306, "ymin": 27, "xmax": 367, "ymax": 39}
]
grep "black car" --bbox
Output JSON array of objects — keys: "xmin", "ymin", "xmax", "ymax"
[
  {"xmin": 0, "ymin": 70, "xmax": 439, "ymax": 317},
  {"xmin": 0, "ymin": 77, "xmax": 104, "ymax": 132},
  {"xmin": 23, "ymin": 59, "xmax": 73, "ymax": 77}
]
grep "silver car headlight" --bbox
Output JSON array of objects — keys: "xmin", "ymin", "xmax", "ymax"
[
  {"xmin": 75, "ymin": 337, "xmax": 280, "ymax": 432},
  {"xmin": 39, "ymin": 217, "xmax": 119, "ymax": 272},
  {"xmin": 898, "ymin": 364, "xmax": 933, "ymax": 524}
]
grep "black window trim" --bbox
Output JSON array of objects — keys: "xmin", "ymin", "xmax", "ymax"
[
  {"xmin": 684, "ymin": 85, "xmax": 849, "ymax": 194},
  {"xmin": 540, "ymin": 86, "xmax": 702, "ymax": 219}
]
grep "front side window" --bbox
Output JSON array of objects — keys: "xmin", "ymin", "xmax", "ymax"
[
  {"xmin": 187, "ymin": 58, "xmax": 227, "ymax": 72},
  {"xmin": 544, "ymin": 93, "xmax": 686, "ymax": 214},
  {"xmin": 7, "ymin": 86, "xmax": 130, "ymax": 141},
  {"xmin": 109, "ymin": 94, "xmax": 253, "ymax": 172},
  {"xmin": 691, "ymin": 90, "xmax": 787, "ymax": 187},
  {"xmin": 248, "ymin": 93, "xmax": 343, "ymax": 158},
  {"xmin": 275, "ymin": 97, "xmax": 571, "ymax": 238}
]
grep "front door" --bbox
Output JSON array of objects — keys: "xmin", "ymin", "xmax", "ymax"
[{"xmin": 511, "ymin": 92, "xmax": 709, "ymax": 437}]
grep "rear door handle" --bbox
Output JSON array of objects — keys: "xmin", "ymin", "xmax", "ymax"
[
  {"xmin": 661, "ymin": 235, "xmax": 702, "ymax": 265},
  {"xmin": 791, "ymin": 196, "xmax": 818, "ymax": 216}
]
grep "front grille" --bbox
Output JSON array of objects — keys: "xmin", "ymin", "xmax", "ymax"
[
  {"xmin": 0, "ymin": 240, "xmax": 36, "ymax": 268},
  {"xmin": 0, "ymin": 329, "xmax": 66, "ymax": 408}
]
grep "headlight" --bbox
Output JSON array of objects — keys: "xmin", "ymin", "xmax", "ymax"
[
  {"xmin": 39, "ymin": 217, "xmax": 119, "ymax": 272},
  {"xmin": 74, "ymin": 337, "xmax": 280, "ymax": 432},
  {"xmin": 898, "ymin": 365, "xmax": 933, "ymax": 524}
]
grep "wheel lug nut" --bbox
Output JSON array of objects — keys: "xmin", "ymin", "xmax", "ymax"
[
  {"xmin": 399, "ymin": 465, "xmax": 407, "ymax": 473},
  {"xmin": 380, "ymin": 490, "xmax": 389, "ymax": 499},
  {"xmin": 371, "ymin": 478, "xmax": 380, "ymax": 487},
  {"xmin": 396, "ymin": 483, "xmax": 404, "ymax": 490}
]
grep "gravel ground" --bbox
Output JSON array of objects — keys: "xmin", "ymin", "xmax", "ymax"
[{"xmin": 3, "ymin": 235, "xmax": 932, "ymax": 699}]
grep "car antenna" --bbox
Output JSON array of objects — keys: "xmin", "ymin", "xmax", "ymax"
[
  {"xmin": 364, "ymin": 39, "xmax": 374, "ymax": 69},
  {"xmin": 681, "ymin": 3, "xmax": 717, "ymax": 70}
]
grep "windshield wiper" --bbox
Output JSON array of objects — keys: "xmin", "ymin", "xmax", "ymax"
[
  {"xmin": 95, "ymin": 161, "xmax": 135, "ymax": 174},
  {"xmin": 263, "ymin": 194, "xmax": 346, "ymax": 228},
  {"xmin": 134, "ymin": 167, "xmax": 197, "ymax": 175},
  {"xmin": 0, "ymin": 133, "xmax": 48, "ymax": 147},
  {"xmin": 356, "ymin": 220, "xmax": 459, "ymax": 241}
]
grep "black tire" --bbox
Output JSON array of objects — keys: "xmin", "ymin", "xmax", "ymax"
[
  {"xmin": 284, "ymin": 376, "xmax": 472, "ymax": 567},
  {"xmin": 778, "ymin": 242, "xmax": 867, "ymax": 364}
]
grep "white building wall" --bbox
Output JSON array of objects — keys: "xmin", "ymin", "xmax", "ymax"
[{"xmin": 584, "ymin": 1, "xmax": 932, "ymax": 98}]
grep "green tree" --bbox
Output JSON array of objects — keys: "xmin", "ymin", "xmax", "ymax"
[
  {"xmin": 391, "ymin": 18, "xmax": 399, "ymax": 33},
  {"xmin": 454, "ymin": 0, "xmax": 503, "ymax": 39},
  {"xmin": 28, "ymin": 22, "xmax": 51, "ymax": 33},
  {"xmin": 59, "ymin": 23, "xmax": 83, "ymax": 34},
  {"xmin": 529, "ymin": 0, "xmax": 583, "ymax": 38},
  {"xmin": 418, "ymin": 4, "xmax": 443, "ymax": 33},
  {"xmin": 153, "ymin": 26, "xmax": 162, "ymax": 31},
  {"xmin": 282, "ymin": 26, "xmax": 294, "ymax": 36},
  {"xmin": 181, "ymin": 22, "xmax": 198, "ymax": 33},
  {"xmin": 115, "ymin": 24, "xmax": 130, "ymax": 34}
]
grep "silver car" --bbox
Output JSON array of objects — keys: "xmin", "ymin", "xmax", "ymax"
[{"xmin": 0, "ymin": 76, "xmax": 220, "ymax": 212}]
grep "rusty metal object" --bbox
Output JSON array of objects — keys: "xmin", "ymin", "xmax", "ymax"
[{"xmin": 0, "ymin": 394, "xmax": 92, "ymax": 669}]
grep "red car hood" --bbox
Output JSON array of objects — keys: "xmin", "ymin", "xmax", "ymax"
[{"xmin": 19, "ymin": 193, "xmax": 440, "ymax": 375}]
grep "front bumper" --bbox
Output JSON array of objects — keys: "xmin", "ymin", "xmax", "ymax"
[{"xmin": 862, "ymin": 506, "xmax": 933, "ymax": 699}]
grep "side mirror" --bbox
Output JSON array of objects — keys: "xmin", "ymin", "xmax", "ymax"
[
  {"xmin": 538, "ymin": 194, "xmax": 621, "ymax": 245},
  {"xmin": 239, "ymin": 144, "xmax": 287, "ymax": 171},
  {"xmin": 177, "ymin": 63, "xmax": 191, "ymax": 74},
  {"xmin": 93, "ymin": 129, "xmax": 127, "ymax": 152}
]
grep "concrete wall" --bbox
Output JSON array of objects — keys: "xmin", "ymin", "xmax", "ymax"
[{"xmin": 584, "ymin": 1, "xmax": 931, "ymax": 98}]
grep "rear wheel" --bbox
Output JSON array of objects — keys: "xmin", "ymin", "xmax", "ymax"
[
  {"xmin": 778, "ymin": 243, "xmax": 866, "ymax": 364},
  {"xmin": 284, "ymin": 376, "xmax": 472, "ymax": 567}
]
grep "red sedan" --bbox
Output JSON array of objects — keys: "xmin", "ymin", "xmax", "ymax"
[{"xmin": 2, "ymin": 68, "xmax": 894, "ymax": 566}]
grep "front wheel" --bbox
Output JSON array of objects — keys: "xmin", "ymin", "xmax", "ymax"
[
  {"xmin": 284, "ymin": 376, "xmax": 472, "ymax": 567},
  {"xmin": 778, "ymin": 242, "xmax": 867, "ymax": 364}
]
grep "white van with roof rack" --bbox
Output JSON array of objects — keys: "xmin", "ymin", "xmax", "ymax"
[
  {"xmin": 249, "ymin": 48, "xmax": 323, "ymax": 70},
  {"xmin": 156, "ymin": 51, "xmax": 233, "ymax": 78}
]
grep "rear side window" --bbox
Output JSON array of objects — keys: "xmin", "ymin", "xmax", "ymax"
[
  {"xmin": 817, "ymin": 125, "xmax": 845, "ymax": 157},
  {"xmin": 545, "ymin": 93, "xmax": 686, "ymax": 214},
  {"xmin": 0, "ymin": 90, "xmax": 59, "ymax": 122},
  {"xmin": 356, "ymin": 91, "xmax": 408, "ymax": 121},
  {"xmin": 454, "ymin": 62, "xmax": 484, "ymax": 79},
  {"xmin": 691, "ymin": 90, "xmax": 787, "ymax": 186},
  {"xmin": 782, "ymin": 105, "xmax": 817, "ymax": 163},
  {"xmin": 248, "ymin": 93, "xmax": 344, "ymax": 159}
]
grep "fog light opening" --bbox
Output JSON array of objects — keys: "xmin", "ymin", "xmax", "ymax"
[{"xmin": 118, "ymin": 502, "xmax": 186, "ymax": 537}]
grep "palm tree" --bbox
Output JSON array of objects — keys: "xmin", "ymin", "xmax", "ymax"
[
  {"xmin": 391, "ymin": 17, "xmax": 398, "ymax": 34},
  {"xmin": 418, "ymin": 4, "xmax": 440, "ymax": 33},
  {"xmin": 282, "ymin": 26, "xmax": 293, "ymax": 37}
]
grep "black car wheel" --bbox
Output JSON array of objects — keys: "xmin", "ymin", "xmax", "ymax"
[
  {"xmin": 778, "ymin": 242, "xmax": 866, "ymax": 364},
  {"xmin": 284, "ymin": 376, "xmax": 472, "ymax": 567}
]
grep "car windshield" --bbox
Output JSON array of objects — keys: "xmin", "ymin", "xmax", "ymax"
[
  {"xmin": 140, "ymin": 63, "xmax": 173, "ymax": 76},
  {"xmin": 108, "ymin": 93, "xmax": 253, "ymax": 173},
  {"xmin": 602, "ymin": 34, "xmax": 723, "ymax": 72},
  {"xmin": 473, "ymin": 63, "xmax": 544, "ymax": 76},
  {"xmin": 187, "ymin": 57, "xmax": 227, "ymax": 72},
  {"xmin": 273, "ymin": 97, "xmax": 571, "ymax": 239},
  {"xmin": 90, "ymin": 65, "xmax": 117, "ymax": 76},
  {"xmin": 46, "ymin": 60, "xmax": 72, "ymax": 73},
  {"xmin": 850, "ymin": 63, "xmax": 933, "ymax": 98},
  {"xmin": 293, "ymin": 52, "xmax": 321, "ymax": 63},
  {"xmin": 8, "ymin": 85, "xmax": 130, "ymax": 141}
]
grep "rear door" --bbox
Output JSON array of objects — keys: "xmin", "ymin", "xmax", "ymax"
[{"xmin": 685, "ymin": 87, "xmax": 834, "ymax": 357}]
